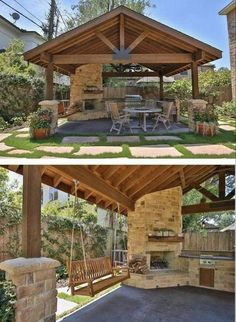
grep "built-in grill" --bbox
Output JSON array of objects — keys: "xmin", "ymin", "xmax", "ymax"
[
  {"xmin": 199, "ymin": 255, "xmax": 215, "ymax": 267},
  {"xmin": 124, "ymin": 95, "xmax": 143, "ymax": 108}
]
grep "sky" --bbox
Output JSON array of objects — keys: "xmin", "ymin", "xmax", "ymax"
[{"xmin": 0, "ymin": 0, "xmax": 230, "ymax": 68}]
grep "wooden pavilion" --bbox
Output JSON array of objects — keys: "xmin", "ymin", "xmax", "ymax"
[
  {"xmin": 24, "ymin": 6, "xmax": 222, "ymax": 101},
  {"xmin": 3, "ymin": 165, "xmax": 234, "ymax": 258}
]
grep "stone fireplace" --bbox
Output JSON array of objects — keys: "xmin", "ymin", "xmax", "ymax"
[
  {"xmin": 124, "ymin": 187, "xmax": 189, "ymax": 289},
  {"xmin": 68, "ymin": 64, "xmax": 108, "ymax": 121}
]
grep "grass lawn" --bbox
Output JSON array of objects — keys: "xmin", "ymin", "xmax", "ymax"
[{"xmin": 0, "ymin": 118, "xmax": 235, "ymax": 159}]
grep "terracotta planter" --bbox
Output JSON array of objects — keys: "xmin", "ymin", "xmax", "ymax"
[
  {"xmin": 33, "ymin": 128, "xmax": 49, "ymax": 139},
  {"xmin": 195, "ymin": 122, "xmax": 217, "ymax": 136},
  {"xmin": 197, "ymin": 123, "xmax": 205, "ymax": 136}
]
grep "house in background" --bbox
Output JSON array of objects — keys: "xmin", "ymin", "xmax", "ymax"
[
  {"xmin": 174, "ymin": 63, "xmax": 215, "ymax": 80},
  {"xmin": 0, "ymin": 15, "xmax": 44, "ymax": 51},
  {"xmin": 219, "ymin": 1, "xmax": 236, "ymax": 102},
  {"xmin": 41, "ymin": 184, "xmax": 69, "ymax": 207}
]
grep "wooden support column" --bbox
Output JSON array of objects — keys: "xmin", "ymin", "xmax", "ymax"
[
  {"xmin": 159, "ymin": 72, "xmax": 164, "ymax": 100},
  {"xmin": 22, "ymin": 166, "xmax": 42, "ymax": 258},
  {"xmin": 191, "ymin": 61, "xmax": 199, "ymax": 99},
  {"xmin": 45, "ymin": 62, "xmax": 54, "ymax": 100},
  {"xmin": 219, "ymin": 172, "xmax": 226, "ymax": 199}
]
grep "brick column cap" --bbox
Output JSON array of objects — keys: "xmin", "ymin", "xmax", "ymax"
[
  {"xmin": 0, "ymin": 257, "xmax": 60, "ymax": 275},
  {"xmin": 39, "ymin": 100, "xmax": 59, "ymax": 105}
]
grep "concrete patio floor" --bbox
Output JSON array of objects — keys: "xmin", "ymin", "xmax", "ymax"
[
  {"xmin": 60, "ymin": 285, "xmax": 234, "ymax": 322},
  {"xmin": 56, "ymin": 119, "xmax": 189, "ymax": 135}
]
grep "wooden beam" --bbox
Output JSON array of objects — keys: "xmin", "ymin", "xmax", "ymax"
[
  {"xmin": 179, "ymin": 169, "xmax": 186, "ymax": 189},
  {"xmin": 96, "ymin": 31, "xmax": 119, "ymax": 53},
  {"xmin": 22, "ymin": 165, "xmax": 42, "ymax": 257},
  {"xmin": 120, "ymin": 13, "xmax": 125, "ymax": 50},
  {"xmin": 194, "ymin": 50, "xmax": 206, "ymax": 62},
  {"xmin": 52, "ymin": 53, "xmax": 193, "ymax": 65},
  {"xmin": 159, "ymin": 71, "xmax": 164, "ymax": 100},
  {"xmin": 49, "ymin": 166, "xmax": 135, "ymax": 210},
  {"xmin": 225, "ymin": 189, "xmax": 235, "ymax": 200},
  {"xmin": 219, "ymin": 172, "xmax": 226, "ymax": 199},
  {"xmin": 45, "ymin": 61, "xmax": 54, "ymax": 100},
  {"xmin": 191, "ymin": 61, "xmax": 199, "ymax": 99},
  {"xmin": 194, "ymin": 184, "xmax": 219, "ymax": 202},
  {"xmin": 182, "ymin": 199, "xmax": 235, "ymax": 215},
  {"xmin": 102, "ymin": 71, "xmax": 160, "ymax": 77},
  {"xmin": 127, "ymin": 30, "xmax": 149, "ymax": 52}
]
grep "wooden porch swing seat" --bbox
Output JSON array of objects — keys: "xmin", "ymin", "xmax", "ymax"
[{"xmin": 68, "ymin": 256, "xmax": 130, "ymax": 297}]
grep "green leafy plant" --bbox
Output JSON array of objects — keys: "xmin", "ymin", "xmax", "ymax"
[
  {"xmin": 0, "ymin": 117, "xmax": 8, "ymax": 131},
  {"xmin": 0, "ymin": 280, "xmax": 16, "ymax": 322},
  {"xmin": 216, "ymin": 101, "xmax": 236, "ymax": 118},
  {"xmin": 28, "ymin": 108, "xmax": 52, "ymax": 130},
  {"xmin": 56, "ymin": 265, "xmax": 68, "ymax": 281},
  {"xmin": 11, "ymin": 116, "xmax": 24, "ymax": 127}
]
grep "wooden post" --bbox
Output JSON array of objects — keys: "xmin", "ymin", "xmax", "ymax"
[
  {"xmin": 191, "ymin": 61, "xmax": 199, "ymax": 99},
  {"xmin": 22, "ymin": 166, "xmax": 42, "ymax": 257},
  {"xmin": 46, "ymin": 62, "xmax": 54, "ymax": 100},
  {"xmin": 160, "ymin": 72, "xmax": 164, "ymax": 100},
  {"xmin": 219, "ymin": 172, "xmax": 226, "ymax": 199}
]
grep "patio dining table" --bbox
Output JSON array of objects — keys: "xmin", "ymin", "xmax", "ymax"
[{"xmin": 123, "ymin": 107, "xmax": 162, "ymax": 132}]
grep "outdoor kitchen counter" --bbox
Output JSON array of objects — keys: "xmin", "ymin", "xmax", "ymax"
[{"xmin": 179, "ymin": 254, "xmax": 234, "ymax": 261}]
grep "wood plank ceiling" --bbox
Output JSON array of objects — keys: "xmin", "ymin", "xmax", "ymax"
[
  {"xmin": 4, "ymin": 165, "xmax": 234, "ymax": 215},
  {"xmin": 24, "ymin": 6, "xmax": 222, "ymax": 76}
]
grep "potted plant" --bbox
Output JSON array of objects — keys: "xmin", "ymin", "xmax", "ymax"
[
  {"xmin": 28, "ymin": 108, "xmax": 52, "ymax": 139},
  {"xmin": 194, "ymin": 109, "xmax": 218, "ymax": 136}
]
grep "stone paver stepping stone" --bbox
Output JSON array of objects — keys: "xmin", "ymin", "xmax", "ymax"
[
  {"xmin": 144, "ymin": 135, "xmax": 182, "ymax": 141},
  {"xmin": 0, "ymin": 133, "xmax": 11, "ymax": 141},
  {"xmin": 8, "ymin": 149, "xmax": 33, "ymax": 155},
  {"xmin": 15, "ymin": 133, "xmax": 29, "ymax": 138},
  {"xmin": 16, "ymin": 127, "xmax": 29, "ymax": 132},
  {"xmin": 36, "ymin": 146, "xmax": 74, "ymax": 154},
  {"xmin": 75, "ymin": 146, "xmax": 122, "ymax": 156},
  {"xmin": 184, "ymin": 144, "xmax": 235, "ymax": 155},
  {"xmin": 57, "ymin": 297, "xmax": 78, "ymax": 316},
  {"xmin": 0, "ymin": 142, "xmax": 13, "ymax": 151},
  {"xmin": 130, "ymin": 145, "xmax": 182, "ymax": 158},
  {"xmin": 107, "ymin": 136, "xmax": 140, "ymax": 143},
  {"xmin": 219, "ymin": 125, "xmax": 235, "ymax": 131},
  {"xmin": 62, "ymin": 136, "xmax": 99, "ymax": 144}
]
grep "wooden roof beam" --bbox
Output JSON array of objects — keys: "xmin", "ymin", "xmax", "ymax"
[
  {"xmin": 49, "ymin": 166, "xmax": 135, "ymax": 211},
  {"xmin": 52, "ymin": 53, "xmax": 193, "ymax": 65},
  {"xmin": 182, "ymin": 199, "xmax": 235, "ymax": 215},
  {"xmin": 96, "ymin": 31, "xmax": 119, "ymax": 53}
]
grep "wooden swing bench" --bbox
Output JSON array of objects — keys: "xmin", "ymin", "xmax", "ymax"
[{"xmin": 68, "ymin": 256, "xmax": 130, "ymax": 297}]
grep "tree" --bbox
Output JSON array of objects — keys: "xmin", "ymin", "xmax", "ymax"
[
  {"xmin": 64, "ymin": 0, "xmax": 153, "ymax": 30},
  {"xmin": 0, "ymin": 40, "xmax": 36, "ymax": 76}
]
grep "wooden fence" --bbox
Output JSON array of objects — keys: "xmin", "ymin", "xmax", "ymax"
[{"xmin": 183, "ymin": 231, "xmax": 235, "ymax": 252}]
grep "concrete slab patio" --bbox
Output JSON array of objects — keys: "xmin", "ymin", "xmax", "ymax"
[
  {"xmin": 184, "ymin": 144, "xmax": 235, "ymax": 155},
  {"xmin": 60, "ymin": 285, "xmax": 234, "ymax": 322},
  {"xmin": 75, "ymin": 146, "xmax": 122, "ymax": 156},
  {"xmin": 62, "ymin": 136, "xmax": 100, "ymax": 144},
  {"xmin": 130, "ymin": 145, "xmax": 182, "ymax": 157}
]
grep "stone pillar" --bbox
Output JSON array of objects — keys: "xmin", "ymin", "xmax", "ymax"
[
  {"xmin": 188, "ymin": 99, "xmax": 207, "ymax": 131},
  {"xmin": 39, "ymin": 100, "xmax": 59, "ymax": 135},
  {"xmin": 0, "ymin": 257, "xmax": 60, "ymax": 322},
  {"xmin": 227, "ymin": 9, "xmax": 236, "ymax": 102}
]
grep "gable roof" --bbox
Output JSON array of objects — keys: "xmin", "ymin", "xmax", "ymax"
[
  {"xmin": 219, "ymin": 1, "xmax": 236, "ymax": 15},
  {"xmin": 24, "ymin": 6, "xmax": 222, "ymax": 76}
]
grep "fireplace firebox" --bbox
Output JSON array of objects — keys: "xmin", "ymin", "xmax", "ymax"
[{"xmin": 149, "ymin": 251, "xmax": 175, "ymax": 271}]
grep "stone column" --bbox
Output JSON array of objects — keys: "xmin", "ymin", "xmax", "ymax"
[
  {"xmin": 39, "ymin": 100, "xmax": 59, "ymax": 135},
  {"xmin": 0, "ymin": 257, "xmax": 60, "ymax": 322},
  {"xmin": 188, "ymin": 99, "xmax": 207, "ymax": 131},
  {"xmin": 227, "ymin": 9, "xmax": 236, "ymax": 102}
]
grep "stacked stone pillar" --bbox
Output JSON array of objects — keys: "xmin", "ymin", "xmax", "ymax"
[{"xmin": 0, "ymin": 257, "xmax": 60, "ymax": 322}]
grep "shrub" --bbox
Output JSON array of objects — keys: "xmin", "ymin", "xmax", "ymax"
[
  {"xmin": 215, "ymin": 101, "xmax": 236, "ymax": 118},
  {"xmin": 0, "ymin": 117, "xmax": 8, "ymax": 131},
  {"xmin": 0, "ymin": 280, "xmax": 16, "ymax": 322},
  {"xmin": 0, "ymin": 73, "xmax": 44, "ymax": 122},
  {"xmin": 11, "ymin": 116, "xmax": 24, "ymax": 127},
  {"xmin": 56, "ymin": 265, "xmax": 68, "ymax": 281}
]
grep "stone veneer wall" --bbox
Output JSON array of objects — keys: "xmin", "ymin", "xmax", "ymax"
[
  {"xmin": 227, "ymin": 8, "xmax": 236, "ymax": 102},
  {"xmin": 188, "ymin": 99, "xmax": 208, "ymax": 131},
  {"xmin": 70, "ymin": 64, "xmax": 103, "ymax": 105},
  {"xmin": 0, "ymin": 257, "xmax": 60, "ymax": 322}
]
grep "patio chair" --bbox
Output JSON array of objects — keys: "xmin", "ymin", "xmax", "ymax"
[
  {"xmin": 152, "ymin": 101, "xmax": 174, "ymax": 131},
  {"xmin": 145, "ymin": 99, "xmax": 156, "ymax": 109},
  {"xmin": 107, "ymin": 102, "xmax": 133, "ymax": 134}
]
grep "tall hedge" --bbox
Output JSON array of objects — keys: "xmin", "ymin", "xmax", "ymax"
[{"xmin": 0, "ymin": 73, "xmax": 44, "ymax": 122}]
